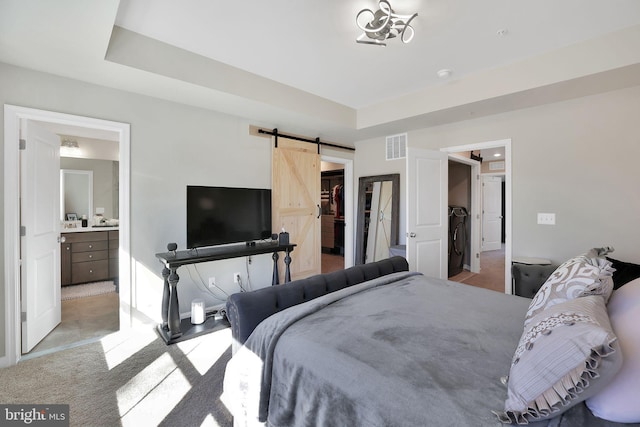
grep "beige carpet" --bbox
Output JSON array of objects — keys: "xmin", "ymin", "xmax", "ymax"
[{"xmin": 0, "ymin": 327, "xmax": 233, "ymax": 427}]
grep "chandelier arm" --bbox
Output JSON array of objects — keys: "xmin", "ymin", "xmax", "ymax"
[
  {"xmin": 355, "ymin": 1, "xmax": 417, "ymax": 45},
  {"xmin": 357, "ymin": 10, "xmax": 392, "ymax": 33},
  {"xmin": 400, "ymin": 13, "xmax": 418, "ymax": 43}
]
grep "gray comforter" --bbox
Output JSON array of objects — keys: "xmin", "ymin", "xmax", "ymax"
[{"xmin": 222, "ymin": 272, "xmax": 633, "ymax": 427}]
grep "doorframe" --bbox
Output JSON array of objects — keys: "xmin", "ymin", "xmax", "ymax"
[
  {"xmin": 320, "ymin": 155, "xmax": 354, "ymax": 268},
  {"xmin": 447, "ymin": 153, "xmax": 481, "ymax": 274},
  {"xmin": 441, "ymin": 139, "xmax": 512, "ymax": 294},
  {"xmin": 3, "ymin": 105, "xmax": 131, "ymax": 367}
]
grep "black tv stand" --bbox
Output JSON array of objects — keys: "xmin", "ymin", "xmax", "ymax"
[{"xmin": 155, "ymin": 242, "xmax": 296, "ymax": 344}]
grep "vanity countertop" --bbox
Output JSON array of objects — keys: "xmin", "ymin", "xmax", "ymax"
[{"xmin": 62, "ymin": 226, "xmax": 119, "ymax": 233}]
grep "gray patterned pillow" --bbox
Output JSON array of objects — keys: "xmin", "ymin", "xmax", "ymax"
[
  {"xmin": 495, "ymin": 295, "xmax": 622, "ymax": 424},
  {"xmin": 525, "ymin": 248, "xmax": 615, "ymax": 325}
]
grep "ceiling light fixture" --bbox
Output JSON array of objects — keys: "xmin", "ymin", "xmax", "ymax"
[{"xmin": 356, "ymin": 1, "xmax": 418, "ymax": 46}]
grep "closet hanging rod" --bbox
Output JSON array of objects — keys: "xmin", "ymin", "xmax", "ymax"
[{"xmin": 258, "ymin": 128, "xmax": 355, "ymax": 152}]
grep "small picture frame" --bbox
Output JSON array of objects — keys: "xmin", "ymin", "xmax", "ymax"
[{"xmin": 66, "ymin": 213, "xmax": 78, "ymax": 221}]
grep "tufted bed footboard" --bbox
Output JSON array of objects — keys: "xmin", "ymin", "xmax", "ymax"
[{"xmin": 225, "ymin": 256, "xmax": 409, "ymax": 352}]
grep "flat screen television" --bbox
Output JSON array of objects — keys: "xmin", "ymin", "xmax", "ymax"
[{"xmin": 186, "ymin": 186, "xmax": 272, "ymax": 249}]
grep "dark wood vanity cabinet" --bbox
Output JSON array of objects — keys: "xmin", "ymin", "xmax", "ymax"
[
  {"xmin": 61, "ymin": 241, "xmax": 72, "ymax": 286},
  {"xmin": 108, "ymin": 230, "xmax": 119, "ymax": 280},
  {"xmin": 61, "ymin": 231, "xmax": 119, "ymax": 286}
]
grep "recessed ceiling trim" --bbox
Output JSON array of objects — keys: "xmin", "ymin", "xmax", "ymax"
[
  {"xmin": 358, "ymin": 24, "xmax": 640, "ymax": 129},
  {"xmin": 105, "ymin": 26, "xmax": 356, "ymax": 128}
]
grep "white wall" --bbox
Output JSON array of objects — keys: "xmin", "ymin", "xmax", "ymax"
[
  {"xmin": 354, "ymin": 85, "xmax": 640, "ymax": 264},
  {"xmin": 3, "ymin": 57, "xmax": 640, "ymax": 360},
  {"xmin": 0, "ymin": 62, "xmax": 280, "ymax": 358}
]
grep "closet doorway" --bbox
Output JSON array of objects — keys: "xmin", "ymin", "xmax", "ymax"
[
  {"xmin": 442, "ymin": 139, "xmax": 512, "ymax": 294},
  {"xmin": 321, "ymin": 162, "xmax": 345, "ymax": 273}
]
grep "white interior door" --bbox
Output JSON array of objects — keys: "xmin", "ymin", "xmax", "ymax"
[
  {"xmin": 406, "ymin": 148, "xmax": 448, "ymax": 278},
  {"xmin": 482, "ymin": 175, "xmax": 503, "ymax": 251},
  {"xmin": 21, "ymin": 120, "xmax": 62, "ymax": 353}
]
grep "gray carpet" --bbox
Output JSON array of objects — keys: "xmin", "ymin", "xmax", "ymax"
[
  {"xmin": 0, "ymin": 327, "xmax": 233, "ymax": 427},
  {"xmin": 61, "ymin": 281, "xmax": 117, "ymax": 300}
]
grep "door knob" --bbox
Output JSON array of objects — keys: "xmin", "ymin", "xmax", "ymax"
[
  {"xmin": 58, "ymin": 236, "xmax": 66, "ymax": 243},
  {"xmin": 409, "ymin": 232, "xmax": 416, "ymax": 238}
]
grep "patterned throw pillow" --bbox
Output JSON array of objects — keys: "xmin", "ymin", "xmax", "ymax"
[
  {"xmin": 495, "ymin": 295, "xmax": 622, "ymax": 424},
  {"xmin": 525, "ymin": 248, "xmax": 615, "ymax": 325}
]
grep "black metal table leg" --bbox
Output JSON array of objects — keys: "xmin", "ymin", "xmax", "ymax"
[
  {"xmin": 284, "ymin": 248, "xmax": 292, "ymax": 283},
  {"xmin": 272, "ymin": 252, "xmax": 280, "ymax": 285}
]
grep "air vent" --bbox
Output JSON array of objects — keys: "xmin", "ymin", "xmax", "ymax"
[
  {"xmin": 386, "ymin": 133, "xmax": 407, "ymax": 160},
  {"xmin": 489, "ymin": 161, "xmax": 505, "ymax": 171}
]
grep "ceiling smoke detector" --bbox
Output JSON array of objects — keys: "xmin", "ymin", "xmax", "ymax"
[{"xmin": 437, "ymin": 69, "xmax": 452, "ymax": 79}]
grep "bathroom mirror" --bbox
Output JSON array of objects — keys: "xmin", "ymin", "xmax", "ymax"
[
  {"xmin": 60, "ymin": 169, "xmax": 93, "ymax": 221},
  {"xmin": 355, "ymin": 174, "xmax": 400, "ymax": 264}
]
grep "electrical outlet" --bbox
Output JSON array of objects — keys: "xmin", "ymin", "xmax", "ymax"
[
  {"xmin": 208, "ymin": 277, "xmax": 216, "ymax": 288},
  {"xmin": 537, "ymin": 212, "xmax": 556, "ymax": 225},
  {"xmin": 234, "ymin": 273, "xmax": 241, "ymax": 283}
]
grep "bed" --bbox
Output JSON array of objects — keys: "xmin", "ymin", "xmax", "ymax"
[{"xmin": 222, "ymin": 255, "xmax": 640, "ymax": 427}]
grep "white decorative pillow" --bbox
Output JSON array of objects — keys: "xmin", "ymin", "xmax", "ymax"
[
  {"xmin": 495, "ymin": 295, "xmax": 622, "ymax": 424},
  {"xmin": 586, "ymin": 278, "xmax": 640, "ymax": 422},
  {"xmin": 525, "ymin": 248, "xmax": 615, "ymax": 325}
]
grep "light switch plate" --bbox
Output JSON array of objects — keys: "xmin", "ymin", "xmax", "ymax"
[{"xmin": 537, "ymin": 213, "xmax": 556, "ymax": 225}]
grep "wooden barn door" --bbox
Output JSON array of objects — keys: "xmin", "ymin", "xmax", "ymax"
[{"xmin": 272, "ymin": 137, "xmax": 321, "ymax": 280}]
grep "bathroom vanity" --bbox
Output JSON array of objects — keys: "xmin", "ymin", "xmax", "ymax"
[{"xmin": 60, "ymin": 227, "xmax": 119, "ymax": 286}]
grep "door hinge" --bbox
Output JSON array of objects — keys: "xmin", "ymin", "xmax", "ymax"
[
  {"xmin": 21, "ymin": 312, "xmax": 27, "ymax": 322},
  {"xmin": 20, "ymin": 226, "xmax": 26, "ymax": 236},
  {"xmin": 476, "ymin": 253, "xmax": 480, "ymax": 258},
  {"xmin": 19, "ymin": 139, "xmax": 26, "ymax": 150}
]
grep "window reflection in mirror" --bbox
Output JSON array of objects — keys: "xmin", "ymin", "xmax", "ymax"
[
  {"xmin": 60, "ymin": 169, "xmax": 93, "ymax": 221},
  {"xmin": 60, "ymin": 158, "xmax": 119, "ymax": 223}
]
